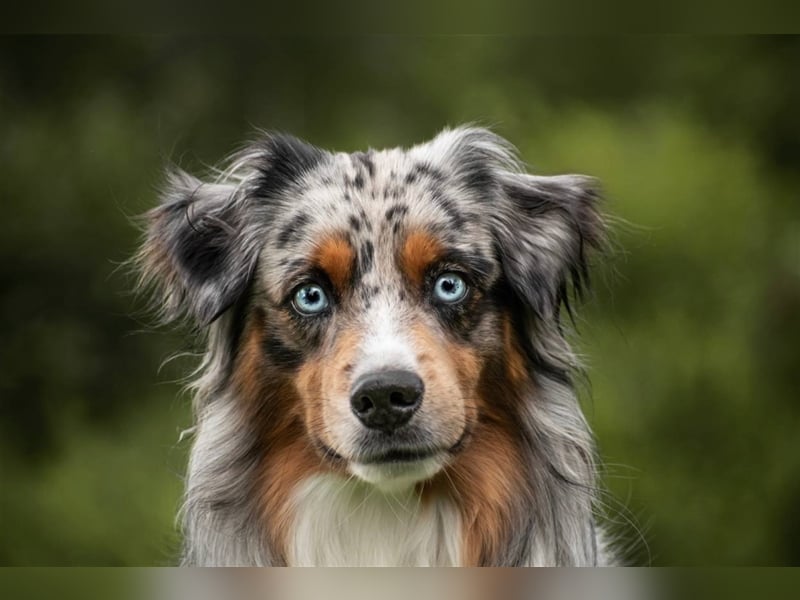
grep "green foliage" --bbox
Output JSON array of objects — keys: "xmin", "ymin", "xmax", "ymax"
[{"xmin": 1, "ymin": 36, "xmax": 798, "ymax": 565}]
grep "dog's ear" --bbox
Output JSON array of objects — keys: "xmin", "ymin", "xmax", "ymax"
[
  {"xmin": 494, "ymin": 172, "xmax": 605, "ymax": 319},
  {"xmin": 137, "ymin": 134, "xmax": 326, "ymax": 326},
  {"xmin": 425, "ymin": 126, "xmax": 605, "ymax": 319},
  {"xmin": 137, "ymin": 171, "xmax": 254, "ymax": 326}
]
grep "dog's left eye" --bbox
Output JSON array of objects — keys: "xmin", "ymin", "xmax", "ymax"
[
  {"xmin": 292, "ymin": 283, "xmax": 329, "ymax": 315},
  {"xmin": 433, "ymin": 272, "xmax": 468, "ymax": 304}
]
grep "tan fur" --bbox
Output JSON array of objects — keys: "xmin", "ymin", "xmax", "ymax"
[
  {"xmin": 399, "ymin": 230, "xmax": 443, "ymax": 288},
  {"xmin": 449, "ymin": 422, "xmax": 527, "ymax": 565},
  {"xmin": 503, "ymin": 315, "xmax": 528, "ymax": 385},
  {"xmin": 407, "ymin": 319, "xmax": 528, "ymax": 566},
  {"xmin": 296, "ymin": 327, "xmax": 361, "ymax": 455},
  {"xmin": 312, "ymin": 235, "xmax": 354, "ymax": 293},
  {"xmin": 260, "ymin": 420, "xmax": 324, "ymax": 563},
  {"xmin": 441, "ymin": 314, "xmax": 531, "ymax": 566},
  {"xmin": 230, "ymin": 311, "xmax": 328, "ymax": 563},
  {"xmin": 408, "ymin": 321, "xmax": 474, "ymax": 447}
]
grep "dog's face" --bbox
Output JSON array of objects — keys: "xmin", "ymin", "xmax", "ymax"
[
  {"xmin": 139, "ymin": 128, "xmax": 602, "ymax": 491},
  {"xmin": 256, "ymin": 149, "xmax": 507, "ymax": 489}
]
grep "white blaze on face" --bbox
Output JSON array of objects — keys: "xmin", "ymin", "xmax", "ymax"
[
  {"xmin": 334, "ymin": 296, "xmax": 449, "ymax": 491},
  {"xmin": 351, "ymin": 297, "xmax": 419, "ymax": 382},
  {"xmin": 323, "ymin": 295, "xmax": 420, "ymax": 459}
]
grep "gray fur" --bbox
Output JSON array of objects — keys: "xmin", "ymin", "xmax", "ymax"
[{"xmin": 136, "ymin": 126, "xmax": 614, "ymax": 565}]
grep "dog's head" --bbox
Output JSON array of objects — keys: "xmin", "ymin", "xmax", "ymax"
[{"xmin": 138, "ymin": 127, "xmax": 603, "ymax": 491}]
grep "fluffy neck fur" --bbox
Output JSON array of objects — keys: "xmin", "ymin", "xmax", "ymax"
[{"xmin": 287, "ymin": 475, "xmax": 461, "ymax": 567}]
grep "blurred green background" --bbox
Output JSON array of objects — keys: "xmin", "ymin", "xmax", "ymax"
[{"xmin": 1, "ymin": 36, "xmax": 798, "ymax": 566}]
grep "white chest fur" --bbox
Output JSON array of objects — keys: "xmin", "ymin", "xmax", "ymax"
[{"xmin": 286, "ymin": 474, "xmax": 462, "ymax": 566}]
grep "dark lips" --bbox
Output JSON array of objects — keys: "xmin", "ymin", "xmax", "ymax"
[
  {"xmin": 312, "ymin": 427, "xmax": 470, "ymax": 466},
  {"xmin": 361, "ymin": 448, "xmax": 439, "ymax": 465}
]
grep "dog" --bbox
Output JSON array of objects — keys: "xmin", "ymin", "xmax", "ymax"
[{"xmin": 135, "ymin": 126, "xmax": 613, "ymax": 566}]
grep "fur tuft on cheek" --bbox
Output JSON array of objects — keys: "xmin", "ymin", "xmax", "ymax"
[
  {"xmin": 502, "ymin": 314, "xmax": 529, "ymax": 385},
  {"xmin": 408, "ymin": 321, "xmax": 476, "ymax": 445},
  {"xmin": 228, "ymin": 310, "xmax": 334, "ymax": 564},
  {"xmin": 436, "ymin": 320, "xmax": 532, "ymax": 566},
  {"xmin": 295, "ymin": 326, "xmax": 362, "ymax": 456},
  {"xmin": 449, "ymin": 426, "xmax": 528, "ymax": 566}
]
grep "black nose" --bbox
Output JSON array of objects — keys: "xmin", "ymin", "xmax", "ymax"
[{"xmin": 350, "ymin": 369, "xmax": 424, "ymax": 433}]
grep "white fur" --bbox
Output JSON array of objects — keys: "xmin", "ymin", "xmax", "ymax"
[
  {"xmin": 349, "ymin": 456, "xmax": 446, "ymax": 493},
  {"xmin": 352, "ymin": 297, "xmax": 418, "ymax": 380},
  {"xmin": 287, "ymin": 474, "xmax": 461, "ymax": 566}
]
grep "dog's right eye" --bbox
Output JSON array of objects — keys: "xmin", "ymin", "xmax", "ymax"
[
  {"xmin": 292, "ymin": 283, "xmax": 330, "ymax": 316},
  {"xmin": 432, "ymin": 272, "xmax": 468, "ymax": 304}
]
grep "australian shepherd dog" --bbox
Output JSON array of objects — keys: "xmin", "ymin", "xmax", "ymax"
[{"xmin": 135, "ymin": 126, "xmax": 615, "ymax": 566}]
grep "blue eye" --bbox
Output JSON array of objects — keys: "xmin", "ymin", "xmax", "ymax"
[
  {"xmin": 433, "ymin": 272, "xmax": 467, "ymax": 303},
  {"xmin": 293, "ymin": 283, "xmax": 329, "ymax": 315}
]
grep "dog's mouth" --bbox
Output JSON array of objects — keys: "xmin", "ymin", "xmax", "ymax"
[
  {"xmin": 311, "ymin": 431, "xmax": 472, "ymax": 490},
  {"xmin": 311, "ymin": 428, "xmax": 470, "ymax": 491},
  {"xmin": 311, "ymin": 438, "xmax": 443, "ymax": 465},
  {"xmin": 312, "ymin": 426, "xmax": 469, "ymax": 466},
  {"xmin": 360, "ymin": 448, "xmax": 439, "ymax": 464}
]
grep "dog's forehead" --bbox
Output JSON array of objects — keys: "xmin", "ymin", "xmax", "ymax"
[{"xmin": 259, "ymin": 148, "xmax": 497, "ymax": 295}]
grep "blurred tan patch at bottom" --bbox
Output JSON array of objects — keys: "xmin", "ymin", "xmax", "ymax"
[{"xmin": 145, "ymin": 568, "xmax": 654, "ymax": 600}]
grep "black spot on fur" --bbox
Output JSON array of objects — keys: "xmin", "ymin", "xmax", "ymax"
[
  {"xmin": 262, "ymin": 327, "xmax": 304, "ymax": 370},
  {"xmin": 353, "ymin": 173, "xmax": 365, "ymax": 190},
  {"xmin": 277, "ymin": 212, "xmax": 310, "ymax": 246},
  {"xmin": 462, "ymin": 162, "xmax": 494, "ymax": 192},
  {"xmin": 225, "ymin": 288, "xmax": 252, "ymax": 373},
  {"xmin": 443, "ymin": 249, "xmax": 494, "ymax": 287},
  {"xmin": 357, "ymin": 240, "xmax": 374, "ymax": 276},
  {"xmin": 348, "ymin": 215, "xmax": 362, "ymax": 233},
  {"xmin": 285, "ymin": 258, "xmax": 307, "ymax": 274},
  {"xmin": 357, "ymin": 208, "xmax": 372, "ymax": 231},
  {"xmin": 384, "ymin": 204, "xmax": 409, "ymax": 222},
  {"xmin": 431, "ymin": 191, "xmax": 466, "ymax": 229},
  {"xmin": 155, "ymin": 196, "xmax": 254, "ymax": 326},
  {"xmin": 431, "ymin": 280, "xmax": 501, "ymax": 346},
  {"xmin": 353, "ymin": 152, "xmax": 375, "ymax": 178},
  {"xmin": 174, "ymin": 213, "xmax": 228, "ymax": 288},
  {"xmin": 502, "ymin": 285, "xmax": 571, "ymax": 384},
  {"xmin": 358, "ymin": 284, "xmax": 380, "ymax": 303},
  {"xmin": 412, "ymin": 162, "xmax": 445, "ymax": 182},
  {"xmin": 497, "ymin": 175, "xmax": 604, "ymax": 321},
  {"xmin": 250, "ymin": 133, "xmax": 327, "ymax": 200}
]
